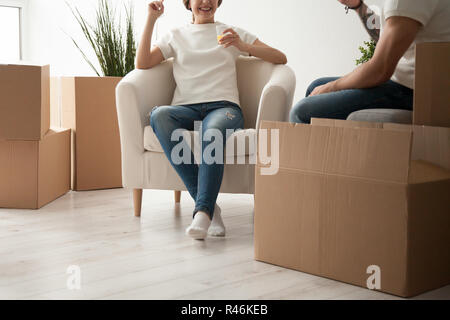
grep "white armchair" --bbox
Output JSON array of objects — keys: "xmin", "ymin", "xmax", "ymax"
[{"xmin": 116, "ymin": 57, "xmax": 296, "ymax": 216}]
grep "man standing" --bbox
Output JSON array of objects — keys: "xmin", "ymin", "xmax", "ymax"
[{"xmin": 290, "ymin": 0, "xmax": 450, "ymax": 124}]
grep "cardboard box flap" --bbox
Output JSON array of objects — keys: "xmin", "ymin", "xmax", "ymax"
[
  {"xmin": 413, "ymin": 42, "xmax": 450, "ymax": 127},
  {"xmin": 311, "ymin": 118, "xmax": 384, "ymax": 129},
  {"xmin": 384, "ymin": 124, "xmax": 450, "ymax": 171},
  {"xmin": 260, "ymin": 121, "xmax": 412, "ymax": 183},
  {"xmin": 0, "ymin": 62, "xmax": 49, "ymax": 67},
  {"xmin": 313, "ymin": 120, "xmax": 450, "ymax": 170},
  {"xmin": 409, "ymin": 160, "xmax": 450, "ymax": 184}
]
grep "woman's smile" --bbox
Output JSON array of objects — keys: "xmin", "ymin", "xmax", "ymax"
[{"xmin": 199, "ymin": 7, "xmax": 212, "ymax": 12}]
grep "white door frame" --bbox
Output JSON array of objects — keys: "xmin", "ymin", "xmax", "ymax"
[{"xmin": 0, "ymin": 0, "xmax": 28, "ymax": 60}]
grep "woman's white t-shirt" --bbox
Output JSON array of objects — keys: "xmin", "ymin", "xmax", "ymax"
[
  {"xmin": 155, "ymin": 21, "xmax": 258, "ymax": 106},
  {"xmin": 382, "ymin": 0, "xmax": 450, "ymax": 89}
]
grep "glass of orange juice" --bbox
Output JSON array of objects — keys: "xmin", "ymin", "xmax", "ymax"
[{"xmin": 216, "ymin": 24, "xmax": 229, "ymax": 44}]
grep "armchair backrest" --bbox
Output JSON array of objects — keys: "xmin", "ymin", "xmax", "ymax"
[{"xmin": 124, "ymin": 57, "xmax": 278, "ymax": 130}]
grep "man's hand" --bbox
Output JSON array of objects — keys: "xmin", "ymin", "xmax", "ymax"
[
  {"xmin": 338, "ymin": 0, "xmax": 362, "ymax": 8},
  {"xmin": 148, "ymin": 0, "xmax": 164, "ymax": 22},
  {"xmin": 310, "ymin": 81, "xmax": 338, "ymax": 97}
]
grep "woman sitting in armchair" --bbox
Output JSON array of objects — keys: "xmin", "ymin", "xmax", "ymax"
[{"xmin": 136, "ymin": 0, "xmax": 287, "ymax": 240}]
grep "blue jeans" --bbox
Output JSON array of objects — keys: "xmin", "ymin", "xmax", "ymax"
[
  {"xmin": 289, "ymin": 77, "xmax": 414, "ymax": 123},
  {"xmin": 150, "ymin": 101, "xmax": 244, "ymax": 219}
]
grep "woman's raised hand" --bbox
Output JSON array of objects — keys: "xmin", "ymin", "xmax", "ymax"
[
  {"xmin": 337, "ymin": 0, "xmax": 361, "ymax": 8},
  {"xmin": 148, "ymin": 0, "xmax": 164, "ymax": 21}
]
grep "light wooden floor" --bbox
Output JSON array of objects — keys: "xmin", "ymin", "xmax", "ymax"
[{"xmin": 0, "ymin": 188, "xmax": 449, "ymax": 300}]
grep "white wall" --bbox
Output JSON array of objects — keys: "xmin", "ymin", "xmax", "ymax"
[{"xmin": 24, "ymin": 0, "xmax": 384, "ymax": 104}]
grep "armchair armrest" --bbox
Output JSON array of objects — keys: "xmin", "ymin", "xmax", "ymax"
[
  {"xmin": 255, "ymin": 64, "xmax": 296, "ymax": 130},
  {"xmin": 115, "ymin": 61, "xmax": 175, "ymax": 188}
]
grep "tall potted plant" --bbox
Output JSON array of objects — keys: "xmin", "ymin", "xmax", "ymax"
[
  {"xmin": 68, "ymin": 0, "xmax": 136, "ymax": 77},
  {"xmin": 59, "ymin": 0, "xmax": 137, "ymax": 191}
]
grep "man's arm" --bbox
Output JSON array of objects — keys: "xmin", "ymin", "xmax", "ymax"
[
  {"xmin": 355, "ymin": 1, "xmax": 380, "ymax": 42},
  {"xmin": 311, "ymin": 16, "xmax": 421, "ymax": 96}
]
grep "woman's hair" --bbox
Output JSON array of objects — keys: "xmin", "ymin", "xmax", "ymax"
[{"xmin": 182, "ymin": 0, "xmax": 223, "ymax": 11}]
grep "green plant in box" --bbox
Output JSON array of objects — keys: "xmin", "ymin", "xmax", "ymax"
[
  {"xmin": 356, "ymin": 40, "xmax": 377, "ymax": 66},
  {"xmin": 67, "ymin": 0, "xmax": 137, "ymax": 77}
]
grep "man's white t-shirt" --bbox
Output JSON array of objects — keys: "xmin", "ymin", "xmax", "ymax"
[
  {"xmin": 381, "ymin": 0, "xmax": 450, "ymax": 89},
  {"xmin": 155, "ymin": 22, "xmax": 257, "ymax": 106}
]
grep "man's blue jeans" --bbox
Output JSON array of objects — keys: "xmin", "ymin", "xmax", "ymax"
[
  {"xmin": 289, "ymin": 77, "xmax": 414, "ymax": 123},
  {"xmin": 150, "ymin": 101, "xmax": 244, "ymax": 219}
]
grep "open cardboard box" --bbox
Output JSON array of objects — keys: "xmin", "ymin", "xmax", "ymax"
[
  {"xmin": 255, "ymin": 118, "xmax": 450, "ymax": 297},
  {"xmin": 0, "ymin": 128, "xmax": 71, "ymax": 209}
]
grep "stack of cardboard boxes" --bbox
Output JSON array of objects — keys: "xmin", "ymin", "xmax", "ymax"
[
  {"xmin": 0, "ymin": 63, "xmax": 123, "ymax": 208},
  {"xmin": 0, "ymin": 64, "xmax": 70, "ymax": 209},
  {"xmin": 254, "ymin": 42, "xmax": 450, "ymax": 297}
]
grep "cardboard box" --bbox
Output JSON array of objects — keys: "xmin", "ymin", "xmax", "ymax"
[
  {"xmin": 255, "ymin": 119, "xmax": 450, "ymax": 297},
  {"xmin": 0, "ymin": 63, "xmax": 50, "ymax": 140},
  {"xmin": 60, "ymin": 77, "xmax": 122, "ymax": 191},
  {"xmin": 0, "ymin": 128, "xmax": 71, "ymax": 209},
  {"xmin": 414, "ymin": 42, "xmax": 450, "ymax": 128},
  {"xmin": 50, "ymin": 77, "xmax": 61, "ymax": 127}
]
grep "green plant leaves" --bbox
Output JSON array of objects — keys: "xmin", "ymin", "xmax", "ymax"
[
  {"xmin": 67, "ymin": 0, "xmax": 137, "ymax": 77},
  {"xmin": 356, "ymin": 40, "xmax": 376, "ymax": 66}
]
